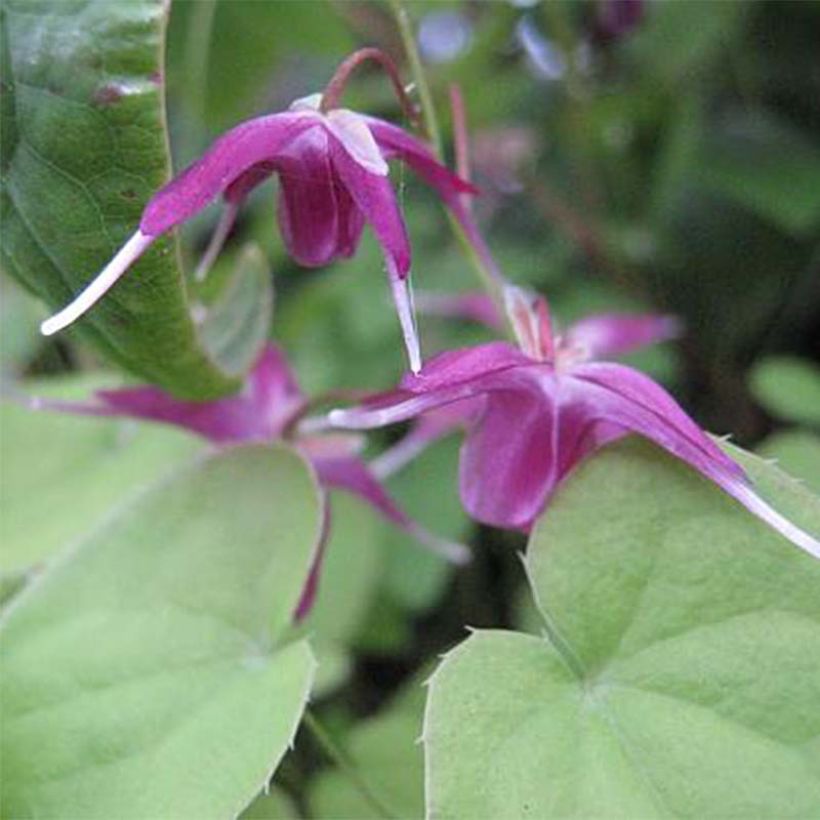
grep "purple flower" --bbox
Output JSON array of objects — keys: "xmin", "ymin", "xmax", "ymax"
[
  {"xmin": 28, "ymin": 343, "xmax": 469, "ymax": 617},
  {"xmin": 40, "ymin": 78, "xmax": 476, "ymax": 373},
  {"xmin": 331, "ymin": 287, "xmax": 820, "ymax": 559}
]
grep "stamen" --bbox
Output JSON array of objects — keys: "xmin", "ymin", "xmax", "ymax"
[
  {"xmin": 402, "ymin": 520, "xmax": 471, "ymax": 564},
  {"xmin": 369, "ymin": 433, "xmax": 430, "ymax": 479},
  {"xmin": 40, "ymin": 231, "xmax": 155, "ymax": 336},
  {"xmin": 194, "ymin": 202, "xmax": 239, "ymax": 282}
]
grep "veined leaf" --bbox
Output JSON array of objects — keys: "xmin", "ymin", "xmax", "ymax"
[
  {"xmin": 424, "ymin": 438, "xmax": 820, "ymax": 818},
  {"xmin": 0, "ymin": 0, "xmax": 265, "ymax": 398},
  {"xmin": 0, "ymin": 445, "xmax": 323, "ymax": 818}
]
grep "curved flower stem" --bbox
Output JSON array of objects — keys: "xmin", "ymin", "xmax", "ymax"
[
  {"xmin": 320, "ymin": 47, "xmax": 421, "ymax": 131},
  {"xmin": 302, "ymin": 711, "xmax": 397, "ymax": 819},
  {"xmin": 387, "ymin": 0, "xmax": 442, "ymax": 156}
]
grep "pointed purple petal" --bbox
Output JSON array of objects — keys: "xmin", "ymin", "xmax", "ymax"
[
  {"xmin": 572, "ymin": 362, "xmax": 745, "ymax": 482},
  {"xmin": 366, "ymin": 117, "xmax": 478, "ymax": 198},
  {"xmin": 569, "ymin": 363, "xmax": 819, "ymax": 556},
  {"xmin": 276, "ymin": 129, "xmax": 365, "ymax": 266},
  {"xmin": 328, "ymin": 133, "xmax": 410, "ymax": 277},
  {"xmin": 312, "ymin": 455, "xmax": 469, "ymax": 563},
  {"xmin": 327, "ymin": 133, "xmax": 421, "ymax": 370},
  {"xmin": 367, "ymin": 118, "xmax": 506, "ymax": 287},
  {"xmin": 329, "ymin": 343, "xmax": 527, "ymax": 430},
  {"xmin": 566, "ymin": 313, "xmax": 682, "ymax": 360},
  {"xmin": 140, "ymin": 113, "xmax": 316, "ymax": 236}
]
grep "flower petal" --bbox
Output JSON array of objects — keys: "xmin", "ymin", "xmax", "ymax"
[
  {"xmin": 31, "ymin": 344, "xmax": 303, "ymax": 445},
  {"xmin": 140, "ymin": 113, "xmax": 316, "ymax": 236},
  {"xmin": 328, "ymin": 135, "xmax": 419, "ymax": 370},
  {"xmin": 366, "ymin": 117, "xmax": 477, "ymax": 198},
  {"xmin": 572, "ymin": 362, "xmax": 820, "ymax": 557},
  {"xmin": 566, "ymin": 313, "xmax": 682, "ymax": 360},
  {"xmin": 276, "ymin": 129, "xmax": 365, "ymax": 266},
  {"xmin": 367, "ymin": 117, "xmax": 505, "ymax": 286},
  {"xmin": 329, "ymin": 343, "xmax": 527, "ymax": 430},
  {"xmin": 312, "ymin": 456, "xmax": 470, "ymax": 563},
  {"xmin": 460, "ymin": 384, "xmax": 558, "ymax": 530},
  {"xmin": 327, "ymin": 109, "xmax": 389, "ymax": 176}
]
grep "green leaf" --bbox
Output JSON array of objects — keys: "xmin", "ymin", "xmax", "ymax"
[
  {"xmin": 696, "ymin": 110, "xmax": 820, "ymax": 235},
  {"xmin": 425, "ymin": 439, "xmax": 820, "ymax": 818},
  {"xmin": 0, "ymin": 0, "xmax": 244, "ymax": 398},
  {"xmin": 0, "ymin": 275, "xmax": 44, "ymax": 376},
  {"xmin": 240, "ymin": 787, "xmax": 299, "ymax": 820},
  {"xmin": 0, "ymin": 379, "xmax": 203, "ymax": 576},
  {"xmin": 306, "ymin": 492, "xmax": 384, "ymax": 696},
  {"xmin": 758, "ymin": 431, "xmax": 820, "ymax": 494},
  {"xmin": 310, "ymin": 682, "xmax": 426, "ymax": 820},
  {"xmin": 750, "ymin": 355, "xmax": 820, "ymax": 426},
  {"xmin": 0, "ymin": 444, "xmax": 323, "ymax": 819},
  {"xmin": 199, "ymin": 243, "xmax": 274, "ymax": 377},
  {"xmin": 381, "ymin": 435, "xmax": 467, "ymax": 613}
]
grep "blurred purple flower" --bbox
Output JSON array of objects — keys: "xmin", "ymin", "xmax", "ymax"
[
  {"xmin": 331, "ymin": 287, "xmax": 820, "ymax": 559},
  {"xmin": 592, "ymin": 0, "xmax": 645, "ymax": 44},
  {"xmin": 28, "ymin": 343, "xmax": 469, "ymax": 617},
  {"xmin": 40, "ymin": 87, "xmax": 476, "ymax": 374}
]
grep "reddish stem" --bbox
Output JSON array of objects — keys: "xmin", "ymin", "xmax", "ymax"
[{"xmin": 320, "ymin": 47, "xmax": 420, "ymax": 129}]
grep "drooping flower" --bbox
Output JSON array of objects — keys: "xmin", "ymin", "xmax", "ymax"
[
  {"xmin": 27, "ymin": 343, "xmax": 469, "ymax": 617},
  {"xmin": 331, "ymin": 287, "xmax": 820, "ymax": 559},
  {"xmin": 39, "ymin": 49, "xmax": 486, "ymax": 374}
]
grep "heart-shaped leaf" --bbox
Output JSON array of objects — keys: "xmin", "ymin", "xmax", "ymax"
[
  {"xmin": 424, "ymin": 439, "xmax": 820, "ymax": 818},
  {"xmin": 0, "ymin": 381, "xmax": 203, "ymax": 578},
  {"xmin": 0, "ymin": 444, "xmax": 323, "ymax": 819},
  {"xmin": 0, "ymin": 0, "xmax": 257, "ymax": 398},
  {"xmin": 750, "ymin": 355, "xmax": 820, "ymax": 427}
]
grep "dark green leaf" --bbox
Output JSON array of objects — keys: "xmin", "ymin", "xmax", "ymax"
[{"xmin": 0, "ymin": 0, "xmax": 245, "ymax": 398}]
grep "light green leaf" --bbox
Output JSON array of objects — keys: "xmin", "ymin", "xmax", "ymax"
[
  {"xmin": 758, "ymin": 430, "xmax": 820, "ymax": 494},
  {"xmin": 310, "ymin": 682, "xmax": 425, "ymax": 820},
  {"xmin": 750, "ymin": 355, "xmax": 820, "ymax": 426},
  {"xmin": 240, "ymin": 786, "xmax": 299, "ymax": 820},
  {"xmin": 199, "ymin": 243, "xmax": 274, "ymax": 377},
  {"xmin": 0, "ymin": 444, "xmax": 323, "ymax": 819},
  {"xmin": 425, "ymin": 439, "xmax": 820, "ymax": 818},
  {"xmin": 0, "ymin": 380, "xmax": 203, "ymax": 575},
  {"xmin": 0, "ymin": 0, "xmax": 245, "ymax": 398},
  {"xmin": 382, "ymin": 435, "xmax": 467, "ymax": 613},
  {"xmin": 0, "ymin": 275, "xmax": 44, "ymax": 375},
  {"xmin": 306, "ymin": 492, "xmax": 384, "ymax": 696}
]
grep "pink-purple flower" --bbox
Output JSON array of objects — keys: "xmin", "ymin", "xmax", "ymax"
[
  {"xmin": 39, "ymin": 54, "xmax": 478, "ymax": 374},
  {"xmin": 28, "ymin": 343, "xmax": 469, "ymax": 617},
  {"xmin": 330, "ymin": 287, "xmax": 820, "ymax": 559}
]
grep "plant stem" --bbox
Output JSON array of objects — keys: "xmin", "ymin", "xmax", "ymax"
[
  {"xmin": 387, "ymin": 0, "xmax": 443, "ymax": 157},
  {"xmin": 303, "ymin": 711, "xmax": 397, "ymax": 819},
  {"xmin": 387, "ymin": 0, "xmax": 510, "ymax": 332}
]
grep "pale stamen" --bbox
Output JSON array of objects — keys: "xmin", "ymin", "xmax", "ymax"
[{"xmin": 194, "ymin": 202, "xmax": 239, "ymax": 282}]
